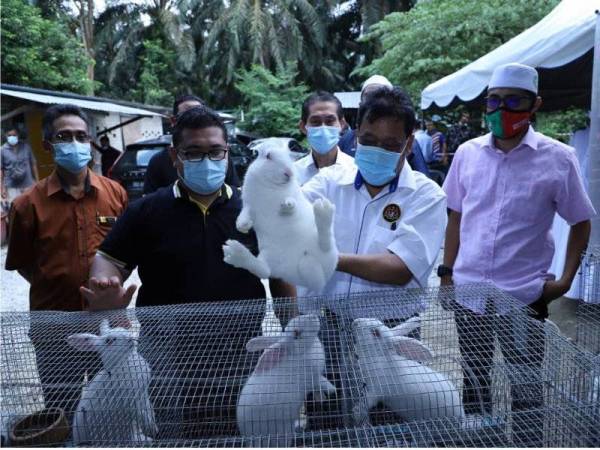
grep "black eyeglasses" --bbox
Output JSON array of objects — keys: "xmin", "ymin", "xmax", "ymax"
[
  {"xmin": 177, "ymin": 147, "xmax": 228, "ymax": 162},
  {"xmin": 485, "ymin": 94, "xmax": 534, "ymax": 111},
  {"xmin": 52, "ymin": 131, "xmax": 92, "ymax": 144}
]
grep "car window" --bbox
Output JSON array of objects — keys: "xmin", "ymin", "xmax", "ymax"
[{"xmin": 136, "ymin": 149, "xmax": 162, "ymax": 166}]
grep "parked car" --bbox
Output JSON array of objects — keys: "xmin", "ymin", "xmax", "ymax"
[
  {"xmin": 248, "ymin": 137, "xmax": 308, "ymax": 162},
  {"xmin": 109, "ymin": 135, "xmax": 170, "ymax": 200}
]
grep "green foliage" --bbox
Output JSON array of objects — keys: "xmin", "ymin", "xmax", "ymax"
[
  {"xmin": 356, "ymin": 0, "xmax": 559, "ymax": 101},
  {"xmin": 235, "ymin": 65, "xmax": 309, "ymax": 139},
  {"xmin": 536, "ymin": 108, "xmax": 589, "ymax": 143},
  {"xmin": 1, "ymin": 0, "xmax": 94, "ymax": 93},
  {"xmin": 133, "ymin": 39, "xmax": 178, "ymax": 106}
]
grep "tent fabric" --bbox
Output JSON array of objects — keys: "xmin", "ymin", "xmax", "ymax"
[
  {"xmin": 421, "ymin": 0, "xmax": 600, "ymax": 110},
  {"xmin": 0, "ymin": 88, "xmax": 162, "ymax": 117}
]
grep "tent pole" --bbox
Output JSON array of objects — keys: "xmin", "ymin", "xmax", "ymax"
[{"xmin": 588, "ymin": 10, "xmax": 600, "ymax": 247}]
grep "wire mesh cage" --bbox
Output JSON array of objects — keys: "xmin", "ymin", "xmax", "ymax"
[
  {"xmin": 576, "ymin": 303, "xmax": 600, "ymax": 355},
  {"xmin": 1, "ymin": 283, "xmax": 598, "ymax": 447},
  {"xmin": 579, "ymin": 245, "xmax": 600, "ymax": 304}
]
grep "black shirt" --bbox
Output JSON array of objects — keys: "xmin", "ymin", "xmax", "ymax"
[
  {"xmin": 99, "ymin": 182, "xmax": 265, "ymax": 306},
  {"xmin": 98, "ymin": 145, "xmax": 121, "ymax": 176},
  {"xmin": 143, "ymin": 148, "xmax": 241, "ymax": 195}
]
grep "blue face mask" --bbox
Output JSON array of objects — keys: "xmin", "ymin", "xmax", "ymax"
[
  {"xmin": 354, "ymin": 143, "xmax": 406, "ymax": 187},
  {"xmin": 53, "ymin": 141, "xmax": 92, "ymax": 173},
  {"xmin": 307, "ymin": 126, "xmax": 341, "ymax": 155},
  {"xmin": 181, "ymin": 158, "xmax": 227, "ymax": 195}
]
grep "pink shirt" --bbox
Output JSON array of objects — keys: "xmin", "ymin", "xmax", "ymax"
[{"xmin": 443, "ymin": 127, "xmax": 595, "ymax": 310}]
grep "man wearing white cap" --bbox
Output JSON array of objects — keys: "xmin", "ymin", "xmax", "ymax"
[{"xmin": 440, "ymin": 63, "xmax": 595, "ymax": 445}]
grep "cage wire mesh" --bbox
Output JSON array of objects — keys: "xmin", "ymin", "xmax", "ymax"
[
  {"xmin": 1, "ymin": 283, "xmax": 598, "ymax": 447},
  {"xmin": 579, "ymin": 245, "xmax": 600, "ymax": 304}
]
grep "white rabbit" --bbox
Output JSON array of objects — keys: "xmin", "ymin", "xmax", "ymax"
[
  {"xmin": 352, "ymin": 318, "xmax": 464, "ymax": 425},
  {"xmin": 67, "ymin": 319, "xmax": 158, "ymax": 445},
  {"xmin": 237, "ymin": 314, "xmax": 336, "ymax": 443},
  {"xmin": 223, "ymin": 138, "xmax": 338, "ymax": 292}
]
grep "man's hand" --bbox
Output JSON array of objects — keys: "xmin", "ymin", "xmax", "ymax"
[
  {"xmin": 80, "ymin": 276, "xmax": 137, "ymax": 311},
  {"xmin": 541, "ymin": 279, "xmax": 570, "ymax": 302}
]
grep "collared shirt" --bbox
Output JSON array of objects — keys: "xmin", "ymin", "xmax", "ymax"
[
  {"xmin": 443, "ymin": 127, "xmax": 596, "ymax": 312},
  {"xmin": 294, "ymin": 148, "xmax": 356, "ymax": 186},
  {"xmin": 98, "ymin": 181, "xmax": 265, "ymax": 307},
  {"xmin": 5, "ymin": 169, "xmax": 128, "ymax": 311},
  {"xmin": 1, "ymin": 142, "xmax": 37, "ymax": 189},
  {"xmin": 301, "ymin": 164, "xmax": 447, "ymax": 317}
]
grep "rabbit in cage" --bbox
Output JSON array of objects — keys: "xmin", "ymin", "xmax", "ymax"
[
  {"xmin": 352, "ymin": 318, "xmax": 465, "ymax": 424},
  {"xmin": 67, "ymin": 319, "xmax": 158, "ymax": 445},
  {"xmin": 237, "ymin": 314, "xmax": 336, "ymax": 442},
  {"xmin": 223, "ymin": 138, "xmax": 338, "ymax": 292}
]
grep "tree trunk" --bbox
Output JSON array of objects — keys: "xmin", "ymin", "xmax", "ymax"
[{"xmin": 77, "ymin": 0, "xmax": 95, "ymax": 95}]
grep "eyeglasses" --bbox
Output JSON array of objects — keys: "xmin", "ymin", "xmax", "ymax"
[
  {"xmin": 357, "ymin": 136, "xmax": 407, "ymax": 153},
  {"xmin": 52, "ymin": 131, "xmax": 92, "ymax": 144},
  {"xmin": 485, "ymin": 94, "xmax": 534, "ymax": 111},
  {"xmin": 177, "ymin": 147, "xmax": 228, "ymax": 162}
]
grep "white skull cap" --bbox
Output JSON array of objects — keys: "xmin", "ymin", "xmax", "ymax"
[
  {"xmin": 488, "ymin": 63, "xmax": 538, "ymax": 94},
  {"xmin": 361, "ymin": 75, "xmax": 393, "ymax": 94}
]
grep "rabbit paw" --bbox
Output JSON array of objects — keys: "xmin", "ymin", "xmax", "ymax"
[
  {"xmin": 236, "ymin": 216, "xmax": 253, "ymax": 233},
  {"xmin": 313, "ymin": 198, "xmax": 335, "ymax": 225},
  {"xmin": 279, "ymin": 198, "xmax": 296, "ymax": 216},
  {"xmin": 223, "ymin": 240, "xmax": 253, "ymax": 269}
]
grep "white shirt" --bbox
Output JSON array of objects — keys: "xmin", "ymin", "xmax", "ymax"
[
  {"xmin": 294, "ymin": 148, "xmax": 356, "ymax": 186},
  {"xmin": 300, "ymin": 164, "xmax": 447, "ymax": 317}
]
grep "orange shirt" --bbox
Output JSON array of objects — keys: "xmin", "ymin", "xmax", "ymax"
[{"xmin": 6, "ymin": 169, "xmax": 128, "ymax": 311}]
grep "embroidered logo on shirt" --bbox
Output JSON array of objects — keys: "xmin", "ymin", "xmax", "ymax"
[{"xmin": 382, "ymin": 204, "xmax": 401, "ymax": 223}]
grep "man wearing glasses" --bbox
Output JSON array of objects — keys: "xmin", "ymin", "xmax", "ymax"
[
  {"xmin": 5, "ymin": 104, "xmax": 128, "ymax": 414},
  {"xmin": 82, "ymin": 107, "xmax": 294, "ymax": 309},
  {"xmin": 440, "ymin": 63, "xmax": 595, "ymax": 445},
  {"xmin": 301, "ymin": 86, "xmax": 447, "ymax": 317}
]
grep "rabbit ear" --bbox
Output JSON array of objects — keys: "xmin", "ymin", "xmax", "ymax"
[
  {"xmin": 246, "ymin": 336, "xmax": 281, "ymax": 352},
  {"xmin": 390, "ymin": 316, "xmax": 420, "ymax": 337},
  {"xmin": 391, "ymin": 336, "xmax": 435, "ymax": 362},
  {"xmin": 254, "ymin": 342, "xmax": 289, "ymax": 374},
  {"xmin": 67, "ymin": 333, "xmax": 101, "ymax": 352},
  {"xmin": 99, "ymin": 319, "xmax": 110, "ymax": 335}
]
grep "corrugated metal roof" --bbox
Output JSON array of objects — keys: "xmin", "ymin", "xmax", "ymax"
[{"xmin": 0, "ymin": 88, "xmax": 163, "ymax": 117}]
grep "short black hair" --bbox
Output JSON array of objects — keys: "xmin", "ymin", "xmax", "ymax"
[
  {"xmin": 99, "ymin": 135, "xmax": 109, "ymax": 142},
  {"xmin": 172, "ymin": 107, "xmax": 227, "ymax": 148},
  {"xmin": 42, "ymin": 104, "xmax": 90, "ymax": 141},
  {"xmin": 301, "ymin": 91, "xmax": 344, "ymax": 123},
  {"xmin": 356, "ymin": 86, "xmax": 415, "ymax": 136},
  {"xmin": 173, "ymin": 94, "xmax": 205, "ymax": 116}
]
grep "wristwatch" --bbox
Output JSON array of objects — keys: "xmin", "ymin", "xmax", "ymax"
[{"xmin": 437, "ymin": 265, "xmax": 453, "ymax": 278}]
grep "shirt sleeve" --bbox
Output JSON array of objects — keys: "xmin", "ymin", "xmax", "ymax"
[
  {"xmin": 555, "ymin": 151, "xmax": 596, "ymax": 225},
  {"xmin": 442, "ymin": 147, "xmax": 465, "ymax": 212},
  {"xmin": 5, "ymin": 198, "xmax": 35, "ymax": 271},
  {"xmin": 386, "ymin": 183, "xmax": 448, "ymax": 287},
  {"xmin": 301, "ymin": 170, "xmax": 330, "ymax": 203},
  {"xmin": 98, "ymin": 200, "xmax": 143, "ymax": 271}
]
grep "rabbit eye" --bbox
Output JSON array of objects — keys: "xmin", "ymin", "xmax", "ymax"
[
  {"xmin": 105, "ymin": 337, "xmax": 115, "ymax": 346},
  {"xmin": 265, "ymin": 152, "xmax": 271, "ymax": 160},
  {"xmin": 294, "ymin": 330, "xmax": 301, "ymax": 339},
  {"xmin": 371, "ymin": 328, "xmax": 380, "ymax": 338}
]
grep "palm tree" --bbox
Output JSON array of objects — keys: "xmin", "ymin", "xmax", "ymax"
[{"xmin": 198, "ymin": 0, "xmax": 326, "ymax": 92}]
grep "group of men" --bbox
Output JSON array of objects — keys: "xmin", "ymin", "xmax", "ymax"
[{"xmin": 3, "ymin": 63, "xmax": 596, "ymax": 441}]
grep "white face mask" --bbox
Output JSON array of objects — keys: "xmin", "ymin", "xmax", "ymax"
[{"xmin": 7, "ymin": 136, "xmax": 18, "ymax": 146}]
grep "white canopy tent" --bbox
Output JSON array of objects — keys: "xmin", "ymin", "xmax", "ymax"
[
  {"xmin": 420, "ymin": 0, "xmax": 600, "ymax": 301},
  {"xmin": 421, "ymin": 0, "xmax": 599, "ymax": 111}
]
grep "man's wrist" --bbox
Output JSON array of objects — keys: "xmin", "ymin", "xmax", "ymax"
[{"xmin": 437, "ymin": 264, "xmax": 453, "ymax": 278}]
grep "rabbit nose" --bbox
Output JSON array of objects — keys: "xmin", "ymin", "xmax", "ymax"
[{"xmin": 283, "ymin": 170, "xmax": 291, "ymax": 180}]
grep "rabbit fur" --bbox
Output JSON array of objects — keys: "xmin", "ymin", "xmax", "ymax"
[
  {"xmin": 237, "ymin": 314, "xmax": 336, "ymax": 443},
  {"xmin": 352, "ymin": 317, "xmax": 465, "ymax": 425},
  {"xmin": 67, "ymin": 319, "xmax": 158, "ymax": 445},
  {"xmin": 223, "ymin": 138, "xmax": 338, "ymax": 292}
]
